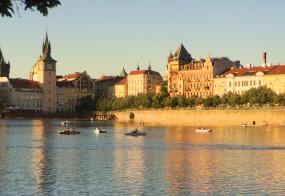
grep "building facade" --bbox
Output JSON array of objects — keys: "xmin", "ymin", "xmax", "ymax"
[
  {"xmin": 0, "ymin": 77, "xmax": 43, "ymax": 111},
  {"xmin": 95, "ymin": 76, "xmax": 124, "ymax": 98},
  {"xmin": 56, "ymin": 71, "xmax": 95, "ymax": 112},
  {"xmin": 127, "ymin": 66, "xmax": 163, "ymax": 96},
  {"xmin": 167, "ymin": 44, "xmax": 241, "ymax": 98},
  {"xmin": 114, "ymin": 77, "xmax": 128, "ymax": 98},
  {"xmin": 214, "ymin": 65, "xmax": 285, "ymax": 96},
  {"xmin": 0, "ymin": 33, "xmax": 95, "ymax": 113}
]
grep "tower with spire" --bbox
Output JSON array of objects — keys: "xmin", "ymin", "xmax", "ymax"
[
  {"xmin": 0, "ymin": 48, "xmax": 10, "ymax": 78},
  {"xmin": 118, "ymin": 66, "xmax": 128, "ymax": 77},
  {"xmin": 30, "ymin": 32, "xmax": 57, "ymax": 113},
  {"xmin": 148, "ymin": 60, "xmax": 152, "ymax": 70}
]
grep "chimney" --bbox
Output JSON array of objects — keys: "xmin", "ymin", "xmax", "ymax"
[{"xmin": 262, "ymin": 52, "xmax": 267, "ymax": 67}]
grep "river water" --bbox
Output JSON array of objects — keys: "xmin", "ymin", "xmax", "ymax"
[{"xmin": 0, "ymin": 119, "xmax": 285, "ymax": 195}]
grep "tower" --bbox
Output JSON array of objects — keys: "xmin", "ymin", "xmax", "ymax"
[
  {"xmin": 262, "ymin": 51, "xmax": 267, "ymax": 67},
  {"xmin": 30, "ymin": 32, "xmax": 57, "ymax": 113},
  {"xmin": 0, "ymin": 48, "xmax": 10, "ymax": 78}
]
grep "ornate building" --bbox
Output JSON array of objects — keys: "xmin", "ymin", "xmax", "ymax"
[
  {"xmin": 0, "ymin": 33, "xmax": 95, "ymax": 113},
  {"xmin": 56, "ymin": 71, "xmax": 95, "ymax": 112},
  {"xmin": 0, "ymin": 48, "xmax": 10, "ymax": 78},
  {"xmin": 29, "ymin": 33, "xmax": 57, "ymax": 112},
  {"xmin": 167, "ymin": 44, "xmax": 241, "ymax": 98}
]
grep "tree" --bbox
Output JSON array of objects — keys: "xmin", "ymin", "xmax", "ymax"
[
  {"xmin": 243, "ymin": 86, "xmax": 275, "ymax": 106},
  {"xmin": 0, "ymin": 0, "xmax": 61, "ymax": 17},
  {"xmin": 76, "ymin": 96, "xmax": 96, "ymax": 113},
  {"xmin": 160, "ymin": 80, "xmax": 169, "ymax": 97}
]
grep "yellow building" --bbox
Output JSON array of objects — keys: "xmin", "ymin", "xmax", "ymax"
[
  {"xmin": 127, "ymin": 65, "xmax": 163, "ymax": 96},
  {"xmin": 115, "ymin": 77, "xmax": 128, "ymax": 98},
  {"xmin": 167, "ymin": 44, "xmax": 241, "ymax": 98},
  {"xmin": 264, "ymin": 66, "xmax": 285, "ymax": 94}
]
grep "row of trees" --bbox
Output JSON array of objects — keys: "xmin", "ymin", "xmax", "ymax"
[{"xmin": 77, "ymin": 86, "xmax": 285, "ymax": 112}]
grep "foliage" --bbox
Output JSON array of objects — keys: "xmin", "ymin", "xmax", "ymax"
[
  {"xmin": 93, "ymin": 86, "xmax": 282, "ymax": 111},
  {"xmin": 0, "ymin": 0, "xmax": 61, "ymax": 17},
  {"xmin": 75, "ymin": 96, "xmax": 96, "ymax": 113}
]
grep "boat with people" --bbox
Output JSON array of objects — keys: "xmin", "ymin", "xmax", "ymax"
[
  {"xmin": 125, "ymin": 129, "xmax": 147, "ymax": 137},
  {"xmin": 58, "ymin": 127, "xmax": 80, "ymax": 135},
  {"xmin": 195, "ymin": 127, "xmax": 212, "ymax": 133},
  {"xmin": 241, "ymin": 123, "xmax": 249, "ymax": 127},
  {"xmin": 94, "ymin": 127, "xmax": 107, "ymax": 134}
]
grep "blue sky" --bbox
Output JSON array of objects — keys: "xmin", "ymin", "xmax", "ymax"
[{"xmin": 1, "ymin": 0, "xmax": 285, "ymax": 78}]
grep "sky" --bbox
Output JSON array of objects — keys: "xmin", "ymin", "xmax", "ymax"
[{"xmin": 1, "ymin": 0, "xmax": 285, "ymax": 79}]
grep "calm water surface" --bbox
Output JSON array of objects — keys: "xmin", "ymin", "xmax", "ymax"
[{"xmin": 1, "ymin": 119, "xmax": 285, "ymax": 195}]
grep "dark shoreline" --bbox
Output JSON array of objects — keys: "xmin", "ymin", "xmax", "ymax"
[{"xmin": 0, "ymin": 112, "xmax": 92, "ymax": 120}]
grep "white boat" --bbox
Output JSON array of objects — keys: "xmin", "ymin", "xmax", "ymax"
[
  {"xmin": 241, "ymin": 123, "xmax": 249, "ymax": 127},
  {"xmin": 94, "ymin": 127, "xmax": 107, "ymax": 134},
  {"xmin": 61, "ymin": 120, "xmax": 72, "ymax": 126},
  {"xmin": 196, "ymin": 128, "xmax": 212, "ymax": 133}
]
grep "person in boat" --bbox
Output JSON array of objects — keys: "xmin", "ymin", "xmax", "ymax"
[{"xmin": 132, "ymin": 128, "xmax": 138, "ymax": 133}]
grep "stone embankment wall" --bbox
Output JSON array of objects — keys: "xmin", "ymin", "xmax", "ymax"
[{"xmin": 113, "ymin": 108, "xmax": 285, "ymax": 126}]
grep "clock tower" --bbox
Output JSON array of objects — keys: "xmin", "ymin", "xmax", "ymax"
[{"xmin": 30, "ymin": 32, "xmax": 57, "ymax": 113}]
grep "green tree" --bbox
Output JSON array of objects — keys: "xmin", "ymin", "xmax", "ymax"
[
  {"xmin": 243, "ymin": 86, "xmax": 275, "ymax": 106},
  {"xmin": 160, "ymin": 80, "xmax": 169, "ymax": 97},
  {"xmin": 0, "ymin": 0, "xmax": 61, "ymax": 17}
]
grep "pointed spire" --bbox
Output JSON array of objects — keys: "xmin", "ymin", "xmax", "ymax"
[
  {"xmin": 42, "ymin": 31, "xmax": 53, "ymax": 59},
  {"xmin": 173, "ymin": 43, "xmax": 192, "ymax": 62},
  {"xmin": 137, "ymin": 61, "xmax": 140, "ymax": 70},
  {"xmin": 119, "ymin": 66, "xmax": 128, "ymax": 77},
  {"xmin": 148, "ymin": 60, "xmax": 151, "ymax": 70}
]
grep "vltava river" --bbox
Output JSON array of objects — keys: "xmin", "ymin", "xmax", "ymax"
[{"xmin": 1, "ymin": 119, "xmax": 285, "ymax": 195}]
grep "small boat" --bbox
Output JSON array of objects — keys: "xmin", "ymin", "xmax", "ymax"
[
  {"xmin": 61, "ymin": 120, "xmax": 72, "ymax": 126},
  {"xmin": 241, "ymin": 123, "xmax": 249, "ymax": 127},
  {"xmin": 94, "ymin": 127, "xmax": 107, "ymax": 134},
  {"xmin": 195, "ymin": 127, "xmax": 212, "ymax": 133},
  {"xmin": 58, "ymin": 128, "xmax": 80, "ymax": 135},
  {"xmin": 125, "ymin": 129, "xmax": 147, "ymax": 137}
]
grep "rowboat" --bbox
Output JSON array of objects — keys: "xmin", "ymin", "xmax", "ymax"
[{"xmin": 195, "ymin": 128, "xmax": 212, "ymax": 133}]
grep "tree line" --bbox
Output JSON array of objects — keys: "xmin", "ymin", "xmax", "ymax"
[{"xmin": 76, "ymin": 84, "xmax": 285, "ymax": 113}]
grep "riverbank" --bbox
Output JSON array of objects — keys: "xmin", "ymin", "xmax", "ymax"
[
  {"xmin": 113, "ymin": 108, "xmax": 285, "ymax": 126},
  {"xmin": 0, "ymin": 111, "xmax": 91, "ymax": 119}
]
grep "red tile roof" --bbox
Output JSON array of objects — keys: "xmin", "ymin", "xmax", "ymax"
[
  {"xmin": 129, "ymin": 70, "xmax": 161, "ymax": 76},
  {"xmin": 267, "ymin": 65, "xmax": 285, "ymax": 75},
  {"xmin": 9, "ymin": 78, "xmax": 41, "ymax": 89},
  {"xmin": 218, "ymin": 66, "xmax": 282, "ymax": 77}
]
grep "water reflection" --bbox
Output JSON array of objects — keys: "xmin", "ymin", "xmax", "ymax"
[{"xmin": 1, "ymin": 120, "xmax": 285, "ymax": 194}]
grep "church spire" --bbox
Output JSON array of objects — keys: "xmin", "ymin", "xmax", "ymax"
[
  {"xmin": 119, "ymin": 66, "xmax": 128, "ymax": 77},
  {"xmin": 137, "ymin": 61, "xmax": 140, "ymax": 71},
  {"xmin": 42, "ymin": 31, "xmax": 51, "ymax": 59},
  {"xmin": 148, "ymin": 60, "xmax": 151, "ymax": 70}
]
